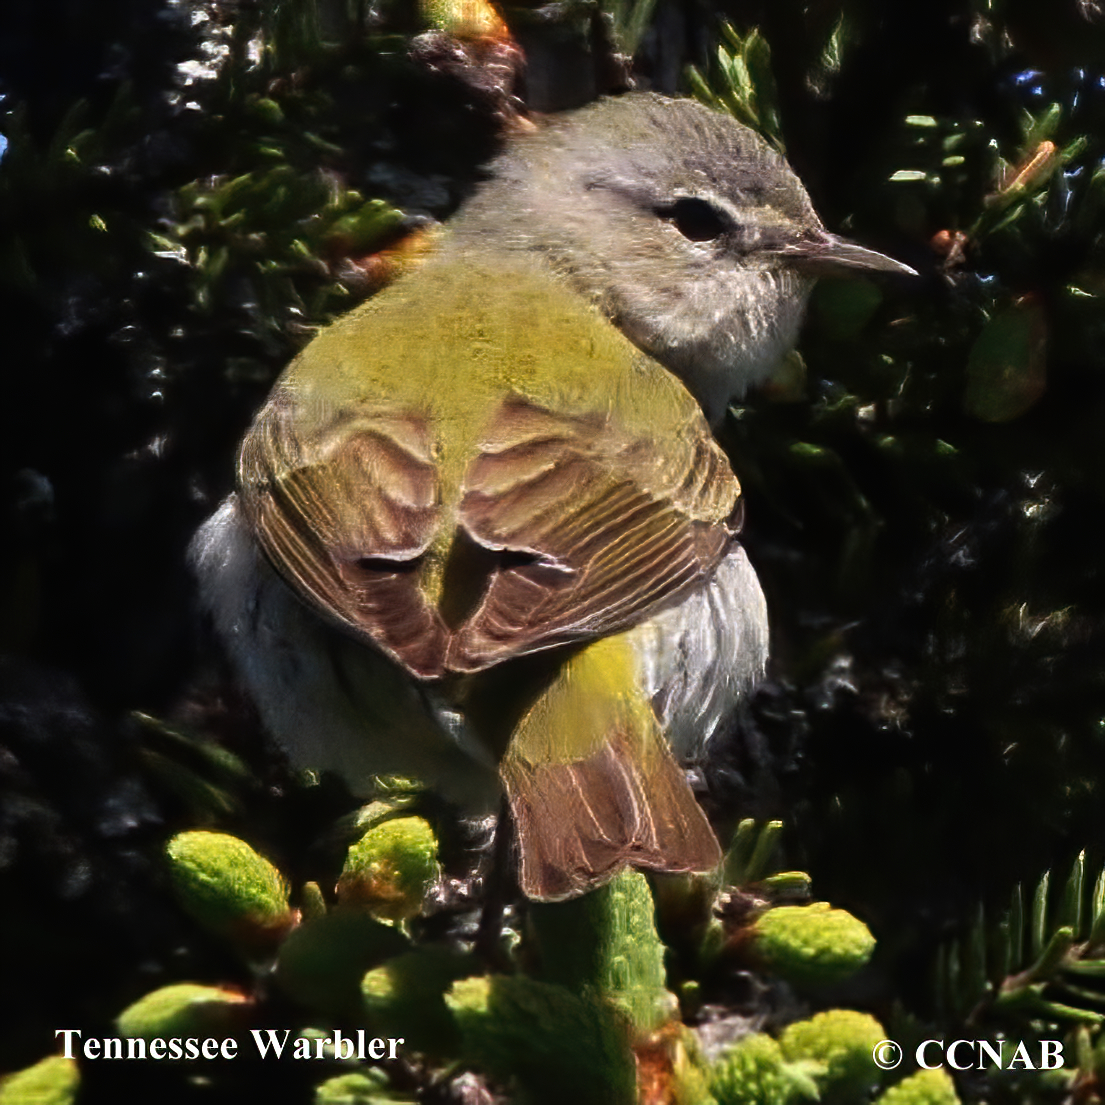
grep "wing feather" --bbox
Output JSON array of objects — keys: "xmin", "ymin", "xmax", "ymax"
[
  {"xmin": 237, "ymin": 388, "xmax": 450, "ymax": 677},
  {"xmin": 236, "ymin": 355, "xmax": 742, "ymax": 680},
  {"xmin": 448, "ymin": 396, "xmax": 739, "ymax": 672}
]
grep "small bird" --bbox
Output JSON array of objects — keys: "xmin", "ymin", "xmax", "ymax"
[{"xmin": 192, "ymin": 94, "xmax": 911, "ymax": 901}]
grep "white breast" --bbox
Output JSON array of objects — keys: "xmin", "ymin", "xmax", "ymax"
[{"xmin": 626, "ymin": 546, "xmax": 769, "ymax": 759}]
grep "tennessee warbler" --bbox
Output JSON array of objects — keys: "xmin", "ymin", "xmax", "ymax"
[{"xmin": 192, "ymin": 93, "xmax": 912, "ymax": 900}]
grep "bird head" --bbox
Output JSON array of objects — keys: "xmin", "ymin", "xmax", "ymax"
[{"xmin": 453, "ymin": 93, "xmax": 915, "ymax": 424}]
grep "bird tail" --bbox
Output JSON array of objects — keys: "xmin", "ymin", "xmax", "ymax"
[{"xmin": 499, "ymin": 634, "xmax": 721, "ymax": 901}]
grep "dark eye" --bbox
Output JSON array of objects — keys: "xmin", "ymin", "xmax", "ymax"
[{"xmin": 656, "ymin": 197, "xmax": 730, "ymax": 242}]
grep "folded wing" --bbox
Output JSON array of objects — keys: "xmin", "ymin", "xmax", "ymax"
[{"xmin": 237, "ymin": 380, "xmax": 742, "ymax": 680}]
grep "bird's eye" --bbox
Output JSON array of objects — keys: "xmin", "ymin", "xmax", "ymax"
[{"xmin": 656, "ymin": 197, "xmax": 730, "ymax": 242}]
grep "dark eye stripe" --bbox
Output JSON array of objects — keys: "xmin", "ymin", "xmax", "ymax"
[{"xmin": 656, "ymin": 196, "xmax": 730, "ymax": 242}]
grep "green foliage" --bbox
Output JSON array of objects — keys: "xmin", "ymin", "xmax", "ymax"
[
  {"xmin": 151, "ymin": 165, "xmax": 406, "ymax": 326},
  {"xmin": 360, "ymin": 946, "xmax": 473, "ymax": 1053},
  {"xmin": 131, "ymin": 712, "xmax": 253, "ymax": 821},
  {"xmin": 750, "ymin": 902, "xmax": 875, "ymax": 989},
  {"xmin": 708, "ymin": 1033, "xmax": 819, "ymax": 1105},
  {"xmin": 604, "ymin": 0, "xmax": 660, "ymax": 60},
  {"xmin": 445, "ymin": 974, "xmax": 638, "ymax": 1105},
  {"xmin": 876, "ymin": 1069, "xmax": 961, "ymax": 1105},
  {"xmin": 724, "ymin": 819, "xmax": 785, "ymax": 886},
  {"xmin": 85, "ymin": 805, "xmax": 881, "ymax": 1103},
  {"xmin": 0, "ymin": 1057, "xmax": 79, "ymax": 1105},
  {"xmin": 274, "ymin": 909, "xmax": 410, "ymax": 1017},
  {"xmin": 337, "ymin": 816, "xmax": 442, "ymax": 922},
  {"xmin": 963, "ymin": 299, "xmax": 1047, "ymax": 423},
  {"xmin": 166, "ymin": 831, "xmax": 294, "ymax": 949},
  {"xmin": 115, "ymin": 983, "xmax": 248, "ymax": 1040},
  {"xmin": 313, "ymin": 1069, "xmax": 415, "ymax": 1104},
  {"xmin": 934, "ymin": 850, "xmax": 1105, "ymax": 1032},
  {"xmin": 687, "ymin": 23, "xmax": 784, "ymax": 150},
  {"xmin": 779, "ymin": 1010, "xmax": 887, "ymax": 1102}
]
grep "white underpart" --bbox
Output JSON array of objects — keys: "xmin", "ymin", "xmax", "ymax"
[
  {"xmin": 191, "ymin": 498, "xmax": 767, "ymax": 800},
  {"xmin": 627, "ymin": 545, "xmax": 769, "ymax": 759},
  {"xmin": 616, "ymin": 263, "xmax": 809, "ymax": 426},
  {"xmin": 190, "ymin": 496, "xmax": 501, "ymax": 809}
]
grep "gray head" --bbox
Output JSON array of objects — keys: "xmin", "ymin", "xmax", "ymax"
[{"xmin": 453, "ymin": 93, "xmax": 912, "ymax": 424}]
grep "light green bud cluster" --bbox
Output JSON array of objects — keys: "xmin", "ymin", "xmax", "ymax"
[
  {"xmin": 779, "ymin": 1010, "xmax": 887, "ymax": 1100},
  {"xmin": 275, "ymin": 910, "xmax": 409, "ymax": 1017},
  {"xmin": 338, "ymin": 816, "xmax": 441, "ymax": 922},
  {"xmin": 0, "ymin": 1056, "xmax": 79, "ymax": 1105},
  {"xmin": 165, "ymin": 831, "xmax": 293, "ymax": 949},
  {"xmin": 751, "ymin": 903, "xmax": 875, "ymax": 988},
  {"xmin": 313, "ymin": 1068, "xmax": 417, "ymax": 1103},
  {"xmin": 361, "ymin": 946, "xmax": 473, "ymax": 1053},
  {"xmin": 876, "ymin": 1068, "xmax": 961, "ymax": 1105},
  {"xmin": 444, "ymin": 974, "xmax": 636, "ymax": 1105},
  {"xmin": 708, "ymin": 1032, "xmax": 819, "ymax": 1105},
  {"xmin": 115, "ymin": 983, "xmax": 248, "ymax": 1040}
]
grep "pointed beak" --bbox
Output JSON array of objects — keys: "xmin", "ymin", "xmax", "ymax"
[{"xmin": 771, "ymin": 231, "xmax": 918, "ymax": 277}]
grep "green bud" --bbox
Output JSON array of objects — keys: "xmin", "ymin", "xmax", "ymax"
[
  {"xmin": 361, "ymin": 946, "xmax": 474, "ymax": 1053},
  {"xmin": 250, "ymin": 97, "xmax": 285, "ymax": 126},
  {"xmin": 779, "ymin": 1009, "xmax": 887, "ymax": 1100},
  {"xmin": 445, "ymin": 974, "xmax": 636, "ymax": 1105},
  {"xmin": 698, "ymin": 917, "xmax": 729, "ymax": 972},
  {"xmin": 757, "ymin": 872, "xmax": 813, "ymax": 901},
  {"xmin": 876, "ymin": 1068, "xmax": 961, "ymax": 1105},
  {"xmin": 650, "ymin": 870, "xmax": 719, "ymax": 963},
  {"xmin": 314, "ymin": 1069, "xmax": 416, "ymax": 1103},
  {"xmin": 448, "ymin": 975, "xmax": 492, "ymax": 1016},
  {"xmin": 709, "ymin": 1033, "xmax": 819, "ymax": 1105},
  {"xmin": 276, "ymin": 910, "xmax": 410, "ymax": 1017},
  {"xmin": 302, "ymin": 880, "xmax": 328, "ymax": 921},
  {"xmin": 115, "ymin": 983, "xmax": 248, "ymax": 1040},
  {"xmin": 751, "ymin": 902, "xmax": 875, "ymax": 988},
  {"xmin": 0, "ymin": 1056, "xmax": 78, "ymax": 1105},
  {"xmin": 166, "ymin": 831, "xmax": 293, "ymax": 950},
  {"xmin": 323, "ymin": 200, "xmax": 406, "ymax": 257},
  {"xmin": 964, "ymin": 299, "xmax": 1047, "ymax": 423},
  {"xmin": 338, "ymin": 817, "xmax": 441, "ymax": 922},
  {"xmin": 528, "ymin": 869, "xmax": 676, "ymax": 1034}
]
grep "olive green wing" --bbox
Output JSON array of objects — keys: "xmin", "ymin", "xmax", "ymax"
[
  {"xmin": 238, "ymin": 382, "xmax": 741, "ymax": 680},
  {"xmin": 236, "ymin": 252, "xmax": 742, "ymax": 682}
]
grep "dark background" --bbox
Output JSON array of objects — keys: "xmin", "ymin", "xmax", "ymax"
[{"xmin": 4, "ymin": 1, "xmax": 1105, "ymax": 1100}]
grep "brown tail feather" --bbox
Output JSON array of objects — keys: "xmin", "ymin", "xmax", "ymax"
[{"xmin": 502, "ymin": 733, "xmax": 721, "ymax": 902}]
